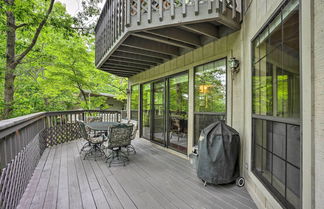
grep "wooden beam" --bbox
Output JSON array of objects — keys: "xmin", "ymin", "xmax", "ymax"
[
  {"xmin": 100, "ymin": 68, "xmax": 137, "ymax": 76},
  {"xmin": 182, "ymin": 23, "xmax": 219, "ymax": 38},
  {"xmin": 101, "ymin": 65, "xmax": 144, "ymax": 73},
  {"xmin": 109, "ymin": 57, "xmax": 157, "ymax": 67},
  {"xmin": 132, "ymin": 32, "xmax": 196, "ymax": 49},
  {"xmin": 103, "ymin": 64, "xmax": 146, "ymax": 72},
  {"xmin": 122, "ymin": 36, "xmax": 180, "ymax": 56},
  {"xmin": 117, "ymin": 46, "xmax": 171, "ymax": 60},
  {"xmin": 146, "ymin": 27, "xmax": 201, "ymax": 47},
  {"xmin": 111, "ymin": 50, "xmax": 163, "ymax": 64},
  {"xmin": 104, "ymin": 71, "xmax": 135, "ymax": 77},
  {"xmin": 107, "ymin": 60, "xmax": 150, "ymax": 70}
]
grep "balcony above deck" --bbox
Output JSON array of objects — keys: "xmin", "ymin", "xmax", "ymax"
[{"xmin": 95, "ymin": 0, "xmax": 242, "ymax": 77}]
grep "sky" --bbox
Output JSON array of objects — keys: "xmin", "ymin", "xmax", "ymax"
[
  {"xmin": 57, "ymin": 0, "xmax": 104, "ymax": 17},
  {"xmin": 57, "ymin": 0, "xmax": 82, "ymax": 16}
]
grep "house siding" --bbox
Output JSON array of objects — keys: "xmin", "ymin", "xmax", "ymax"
[
  {"xmin": 314, "ymin": 0, "xmax": 324, "ymax": 208},
  {"xmin": 126, "ymin": 0, "xmax": 322, "ymax": 208}
]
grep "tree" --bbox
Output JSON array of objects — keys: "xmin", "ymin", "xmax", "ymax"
[
  {"xmin": 0, "ymin": 0, "xmax": 128, "ymax": 119},
  {"xmin": 73, "ymin": 0, "xmax": 103, "ymax": 34},
  {"xmin": 2, "ymin": 0, "xmax": 55, "ymax": 118}
]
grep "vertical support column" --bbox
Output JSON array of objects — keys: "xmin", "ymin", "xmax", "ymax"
[
  {"xmin": 127, "ymin": 82, "xmax": 131, "ymax": 120},
  {"xmin": 187, "ymin": 67, "xmax": 195, "ymax": 156},
  {"xmin": 301, "ymin": 0, "xmax": 315, "ymax": 208}
]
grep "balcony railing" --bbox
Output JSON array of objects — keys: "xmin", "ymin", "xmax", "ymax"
[
  {"xmin": 95, "ymin": 0, "xmax": 242, "ymax": 76},
  {"xmin": 0, "ymin": 110, "xmax": 120, "ymax": 209}
]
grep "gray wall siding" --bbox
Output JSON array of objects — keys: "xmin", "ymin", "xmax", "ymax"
[
  {"xmin": 314, "ymin": 0, "xmax": 324, "ymax": 208},
  {"xmin": 127, "ymin": 0, "xmax": 322, "ymax": 208}
]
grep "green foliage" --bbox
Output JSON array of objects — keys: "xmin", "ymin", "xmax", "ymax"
[
  {"xmin": 194, "ymin": 60, "xmax": 227, "ymax": 113},
  {"xmin": 0, "ymin": 0, "xmax": 127, "ymax": 118}
]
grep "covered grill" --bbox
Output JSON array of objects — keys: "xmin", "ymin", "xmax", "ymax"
[{"xmin": 197, "ymin": 121, "xmax": 242, "ymax": 185}]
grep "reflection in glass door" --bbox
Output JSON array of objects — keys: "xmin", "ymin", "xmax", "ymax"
[
  {"xmin": 152, "ymin": 80, "xmax": 166, "ymax": 145},
  {"xmin": 141, "ymin": 83, "xmax": 151, "ymax": 139},
  {"xmin": 168, "ymin": 73, "xmax": 189, "ymax": 154}
]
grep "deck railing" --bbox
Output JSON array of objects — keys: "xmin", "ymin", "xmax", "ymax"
[
  {"xmin": 0, "ymin": 110, "xmax": 121, "ymax": 209},
  {"xmin": 95, "ymin": 0, "xmax": 242, "ymax": 66}
]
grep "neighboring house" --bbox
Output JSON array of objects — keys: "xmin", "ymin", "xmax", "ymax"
[
  {"xmin": 81, "ymin": 90, "xmax": 126, "ymax": 110},
  {"xmin": 95, "ymin": 1, "xmax": 323, "ymax": 209}
]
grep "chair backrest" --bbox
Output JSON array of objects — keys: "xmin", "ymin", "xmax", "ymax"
[
  {"xmin": 86, "ymin": 116, "xmax": 103, "ymax": 123},
  {"xmin": 77, "ymin": 120, "xmax": 89, "ymax": 141},
  {"xmin": 107, "ymin": 124, "xmax": 133, "ymax": 149},
  {"xmin": 120, "ymin": 119, "xmax": 129, "ymax": 124},
  {"xmin": 128, "ymin": 120, "xmax": 138, "ymax": 140}
]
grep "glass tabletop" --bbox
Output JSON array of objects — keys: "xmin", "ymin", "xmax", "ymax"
[{"xmin": 85, "ymin": 121, "xmax": 120, "ymax": 131}]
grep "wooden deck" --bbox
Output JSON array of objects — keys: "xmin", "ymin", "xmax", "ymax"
[{"xmin": 17, "ymin": 138, "xmax": 257, "ymax": 209}]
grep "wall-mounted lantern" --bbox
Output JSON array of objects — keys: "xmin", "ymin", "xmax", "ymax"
[
  {"xmin": 228, "ymin": 57, "xmax": 240, "ymax": 74},
  {"xmin": 126, "ymin": 88, "xmax": 131, "ymax": 95}
]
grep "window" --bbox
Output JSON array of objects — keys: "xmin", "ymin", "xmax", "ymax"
[
  {"xmin": 194, "ymin": 58, "xmax": 227, "ymax": 145},
  {"xmin": 130, "ymin": 85, "xmax": 139, "ymax": 120},
  {"xmin": 252, "ymin": 1, "xmax": 300, "ymax": 208}
]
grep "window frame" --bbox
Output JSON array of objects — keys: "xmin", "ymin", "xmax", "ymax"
[
  {"xmin": 250, "ymin": 1, "xmax": 302, "ymax": 209},
  {"xmin": 193, "ymin": 57, "xmax": 228, "ymax": 145},
  {"xmin": 130, "ymin": 84, "xmax": 140, "ymax": 120}
]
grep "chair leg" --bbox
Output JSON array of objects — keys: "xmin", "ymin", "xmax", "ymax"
[
  {"xmin": 80, "ymin": 142, "xmax": 90, "ymax": 154},
  {"xmin": 126, "ymin": 145, "xmax": 136, "ymax": 154},
  {"xmin": 106, "ymin": 149, "xmax": 129, "ymax": 167}
]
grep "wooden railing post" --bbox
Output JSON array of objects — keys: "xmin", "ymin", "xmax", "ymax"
[
  {"xmin": 216, "ymin": 0, "xmax": 220, "ymax": 12},
  {"xmin": 232, "ymin": 0, "xmax": 237, "ymax": 19},
  {"xmin": 171, "ymin": 0, "xmax": 175, "ymax": 18},
  {"xmin": 148, "ymin": 0, "xmax": 152, "ymax": 23},
  {"xmin": 137, "ymin": 0, "xmax": 141, "ymax": 25},
  {"xmin": 159, "ymin": 0, "xmax": 163, "ymax": 21},
  {"xmin": 182, "ymin": 0, "xmax": 187, "ymax": 16},
  {"xmin": 222, "ymin": 0, "xmax": 226, "ymax": 14},
  {"xmin": 194, "ymin": 0, "xmax": 199, "ymax": 15},
  {"xmin": 126, "ymin": 0, "xmax": 131, "ymax": 26}
]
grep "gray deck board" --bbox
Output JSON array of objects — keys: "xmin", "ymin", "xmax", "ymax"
[
  {"xmin": 18, "ymin": 138, "xmax": 257, "ymax": 209},
  {"xmin": 57, "ymin": 141, "xmax": 69, "ymax": 209},
  {"xmin": 67, "ymin": 142, "xmax": 83, "ymax": 209}
]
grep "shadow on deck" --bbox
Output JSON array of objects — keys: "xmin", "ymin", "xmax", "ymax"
[{"xmin": 18, "ymin": 138, "xmax": 257, "ymax": 209}]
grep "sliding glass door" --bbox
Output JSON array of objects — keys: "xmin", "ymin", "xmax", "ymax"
[
  {"xmin": 152, "ymin": 80, "xmax": 166, "ymax": 145},
  {"xmin": 168, "ymin": 73, "xmax": 189, "ymax": 154},
  {"xmin": 139, "ymin": 73, "xmax": 189, "ymax": 154},
  {"xmin": 141, "ymin": 83, "xmax": 151, "ymax": 139}
]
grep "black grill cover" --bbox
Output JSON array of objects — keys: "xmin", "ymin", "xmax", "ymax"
[{"xmin": 197, "ymin": 121, "xmax": 240, "ymax": 184}]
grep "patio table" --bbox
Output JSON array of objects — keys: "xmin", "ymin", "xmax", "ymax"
[{"xmin": 85, "ymin": 121, "xmax": 120, "ymax": 131}]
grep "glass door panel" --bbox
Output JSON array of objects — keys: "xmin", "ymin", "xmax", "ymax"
[
  {"xmin": 168, "ymin": 73, "xmax": 188, "ymax": 154},
  {"xmin": 141, "ymin": 83, "xmax": 151, "ymax": 139},
  {"xmin": 152, "ymin": 80, "xmax": 166, "ymax": 145}
]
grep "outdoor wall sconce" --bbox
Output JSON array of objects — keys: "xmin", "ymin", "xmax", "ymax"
[
  {"xmin": 126, "ymin": 88, "xmax": 131, "ymax": 95},
  {"xmin": 228, "ymin": 57, "xmax": 240, "ymax": 74}
]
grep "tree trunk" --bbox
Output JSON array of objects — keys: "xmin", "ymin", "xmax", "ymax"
[
  {"xmin": 4, "ymin": 1, "xmax": 16, "ymax": 118},
  {"xmin": 79, "ymin": 86, "xmax": 89, "ymax": 109},
  {"xmin": 3, "ymin": 0, "xmax": 55, "ymax": 118}
]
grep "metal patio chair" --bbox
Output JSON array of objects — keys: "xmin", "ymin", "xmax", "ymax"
[
  {"xmin": 125, "ymin": 120, "xmax": 138, "ymax": 155},
  {"xmin": 78, "ymin": 121, "xmax": 106, "ymax": 160},
  {"xmin": 105, "ymin": 124, "xmax": 133, "ymax": 167}
]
